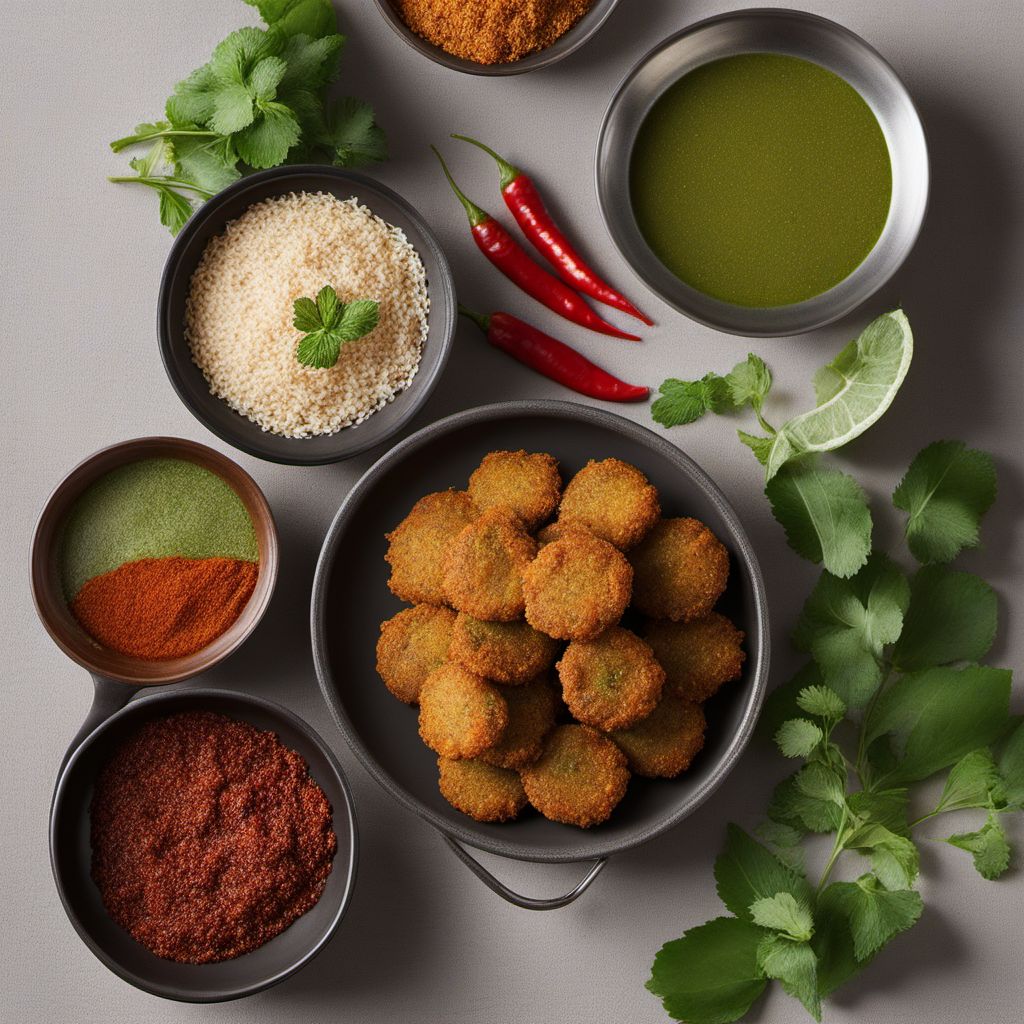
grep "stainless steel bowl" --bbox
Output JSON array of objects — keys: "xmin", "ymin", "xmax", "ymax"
[
  {"xmin": 596, "ymin": 8, "xmax": 929, "ymax": 336},
  {"xmin": 372, "ymin": 0, "xmax": 621, "ymax": 76}
]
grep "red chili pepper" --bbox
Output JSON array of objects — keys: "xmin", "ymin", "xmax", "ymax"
[
  {"xmin": 459, "ymin": 305, "xmax": 649, "ymax": 403},
  {"xmin": 432, "ymin": 147, "xmax": 641, "ymax": 342},
  {"xmin": 452, "ymin": 134, "xmax": 653, "ymax": 327}
]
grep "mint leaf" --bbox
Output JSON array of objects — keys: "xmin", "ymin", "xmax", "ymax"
[
  {"xmin": 292, "ymin": 296, "xmax": 322, "ymax": 333},
  {"xmin": 775, "ymin": 719, "xmax": 824, "ymax": 758},
  {"xmin": 315, "ymin": 283, "xmax": 339, "ymax": 325},
  {"xmin": 647, "ymin": 918, "xmax": 767, "ymax": 1024},
  {"xmin": 822, "ymin": 876, "xmax": 923, "ymax": 962},
  {"xmin": 769, "ymin": 771, "xmax": 844, "ymax": 834},
  {"xmin": 793, "ymin": 553, "xmax": 909, "ymax": 708},
  {"xmin": 866, "ymin": 665, "xmax": 1012, "ymax": 786},
  {"xmin": 797, "ymin": 685, "xmax": 846, "ymax": 721},
  {"xmin": 995, "ymin": 720, "xmax": 1024, "ymax": 808},
  {"xmin": 738, "ymin": 430, "xmax": 773, "ymax": 465},
  {"xmin": 767, "ymin": 461, "xmax": 872, "ymax": 578},
  {"xmin": 757, "ymin": 934, "xmax": 821, "ymax": 1021},
  {"xmin": 946, "ymin": 813, "xmax": 1011, "ymax": 880},
  {"xmin": 335, "ymin": 298, "xmax": 380, "ymax": 341},
  {"xmin": 293, "ymin": 286, "xmax": 379, "ymax": 368},
  {"xmin": 893, "ymin": 566, "xmax": 998, "ymax": 671},
  {"xmin": 749, "ymin": 893, "xmax": 814, "ymax": 941},
  {"xmin": 935, "ymin": 749, "xmax": 1000, "ymax": 813},
  {"xmin": 296, "ymin": 329, "xmax": 340, "ymax": 369},
  {"xmin": 726, "ymin": 354, "xmax": 772, "ymax": 410},
  {"xmin": 652, "ymin": 374, "xmax": 733, "ymax": 427},
  {"xmin": 325, "ymin": 97, "xmax": 388, "ymax": 166},
  {"xmin": 843, "ymin": 823, "xmax": 919, "ymax": 890},
  {"xmin": 893, "ymin": 441, "xmax": 997, "ymax": 563},
  {"xmin": 713, "ymin": 824, "xmax": 810, "ymax": 922}
]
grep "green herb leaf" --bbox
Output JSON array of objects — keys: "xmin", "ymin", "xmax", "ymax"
[
  {"xmin": 893, "ymin": 441, "xmax": 997, "ymax": 563},
  {"xmin": 796, "ymin": 685, "xmax": 847, "ymax": 721},
  {"xmin": 820, "ymin": 876, "xmax": 923, "ymax": 962},
  {"xmin": 757, "ymin": 934, "xmax": 821, "ymax": 1021},
  {"xmin": 293, "ymin": 286, "xmax": 379, "ymax": 368},
  {"xmin": 935, "ymin": 750, "xmax": 1000, "ymax": 813},
  {"xmin": 795, "ymin": 762, "xmax": 847, "ymax": 806},
  {"xmin": 749, "ymin": 893, "xmax": 814, "ymax": 941},
  {"xmin": 245, "ymin": 0, "xmax": 338, "ymax": 38},
  {"xmin": 812, "ymin": 883, "xmax": 873, "ymax": 996},
  {"xmin": 234, "ymin": 100, "xmax": 301, "ymax": 167},
  {"xmin": 713, "ymin": 824, "xmax": 811, "ymax": 922},
  {"xmin": 893, "ymin": 566, "xmax": 998, "ymax": 671},
  {"xmin": 775, "ymin": 719, "xmax": 825, "ymax": 758},
  {"xmin": 157, "ymin": 186, "xmax": 194, "ymax": 234},
  {"xmin": 847, "ymin": 789, "xmax": 910, "ymax": 837},
  {"xmin": 738, "ymin": 430, "xmax": 773, "ymax": 465},
  {"xmin": 279, "ymin": 32, "xmax": 345, "ymax": 91},
  {"xmin": 866, "ymin": 665, "xmax": 1012, "ymax": 786},
  {"xmin": 843, "ymin": 823, "xmax": 919, "ymax": 890},
  {"xmin": 334, "ymin": 298, "xmax": 380, "ymax": 341},
  {"xmin": 793, "ymin": 553, "xmax": 909, "ymax": 708},
  {"xmin": 166, "ymin": 64, "xmax": 219, "ymax": 125},
  {"xmin": 759, "ymin": 663, "xmax": 823, "ymax": 742},
  {"xmin": 171, "ymin": 133, "xmax": 241, "ymax": 194},
  {"xmin": 652, "ymin": 374, "xmax": 733, "ymax": 427},
  {"xmin": 647, "ymin": 917, "xmax": 768, "ymax": 1024},
  {"xmin": 767, "ymin": 461, "xmax": 872, "ymax": 578},
  {"xmin": 292, "ymin": 296, "xmax": 322, "ymax": 333},
  {"xmin": 726, "ymin": 354, "xmax": 772, "ymax": 411},
  {"xmin": 324, "ymin": 97, "xmax": 388, "ymax": 166},
  {"xmin": 995, "ymin": 720, "xmax": 1024, "ymax": 808},
  {"xmin": 946, "ymin": 813, "xmax": 1011, "ymax": 880},
  {"xmin": 769, "ymin": 771, "xmax": 844, "ymax": 834}
]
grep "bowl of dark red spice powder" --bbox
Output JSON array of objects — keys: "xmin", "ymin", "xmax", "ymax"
[
  {"xmin": 50, "ymin": 689, "xmax": 357, "ymax": 1001},
  {"xmin": 375, "ymin": 0, "xmax": 621, "ymax": 74}
]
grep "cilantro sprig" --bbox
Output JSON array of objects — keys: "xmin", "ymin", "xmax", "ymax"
[
  {"xmin": 648, "ymin": 440, "xmax": 1017, "ymax": 1024},
  {"xmin": 109, "ymin": 0, "xmax": 387, "ymax": 234},
  {"xmin": 293, "ymin": 286, "xmax": 379, "ymax": 368}
]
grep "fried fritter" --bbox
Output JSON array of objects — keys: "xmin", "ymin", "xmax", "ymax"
[
  {"xmin": 480, "ymin": 675, "xmax": 561, "ymax": 770},
  {"xmin": 557, "ymin": 626, "xmax": 665, "ymax": 730},
  {"xmin": 522, "ymin": 532, "xmax": 632, "ymax": 641},
  {"xmin": 557, "ymin": 458, "xmax": 660, "ymax": 550},
  {"xmin": 610, "ymin": 693, "xmax": 706, "ymax": 778},
  {"xmin": 643, "ymin": 612, "xmax": 746, "ymax": 702},
  {"xmin": 448, "ymin": 613, "xmax": 560, "ymax": 685},
  {"xmin": 521, "ymin": 724, "xmax": 630, "ymax": 828},
  {"xmin": 418, "ymin": 664, "xmax": 508, "ymax": 759},
  {"xmin": 376, "ymin": 604, "xmax": 456, "ymax": 704},
  {"xmin": 629, "ymin": 517, "xmax": 729, "ymax": 622},
  {"xmin": 535, "ymin": 520, "xmax": 594, "ymax": 547},
  {"xmin": 442, "ymin": 507, "xmax": 538, "ymax": 621},
  {"xmin": 385, "ymin": 490, "xmax": 479, "ymax": 605},
  {"xmin": 468, "ymin": 450, "xmax": 561, "ymax": 529},
  {"xmin": 437, "ymin": 757, "xmax": 527, "ymax": 822}
]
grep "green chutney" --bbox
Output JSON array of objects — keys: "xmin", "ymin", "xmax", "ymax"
[{"xmin": 629, "ymin": 53, "xmax": 892, "ymax": 308}]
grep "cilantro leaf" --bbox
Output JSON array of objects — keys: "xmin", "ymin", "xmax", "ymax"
[
  {"xmin": 893, "ymin": 441, "xmax": 997, "ymax": 563},
  {"xmin": 893, "ymin": 566, "xmax": 998, "ymax": 671},
  {"xmin": 245, "ymin": 0, "xmax": 339, "ymax": 38},
  {"xmin": 293, "ymin": 285, "xmax": 380, "ymax": 368},
  {"xmin": 738, "ymin": 430, "xmax": 773, "ymax": 465},
  {"xmin": 166, "ymin": 64, "xmax": 219, "ymax": 125},
  {"xmin": 652, "ymin": 374, "xmax": 732, "ymax": 427},
  {"xmin": 157, "ymin": 187, "xmax": 194, "ymax": 234},
  {"xmin": 324, "ymin": 97, "xmax": 388, "ymax": 166},
  {"xmin": 769, "ymin": 771, "xmax": 844, "ymax": 834},
  {"xmin": 775, "ymin": 719, "xmax": 824, "ymax": 758},
  {"xmin": 821, "ymin": 876, "xmax": 923, "ymax": 962},
  {"xmin": 749, "ymin": 893, "xmax": 814, "ymax": 941},
  {"xmin": 793, "ymin": 553, "xmax": 909, "ymax": 708},
  {"xmin": 796, "ymin": 762, "xmax": 847, "ymax": 806},
  {"xmin": 843, "ymin": 823, "xmax": 919, "ymax": 890},
  {"xmin": 866, "ymin": 665, "xmax": 1012, "ymax": 786},
  {"xmin": 935, "ymin": 749, "xmax": 1000, "ymax": 813},
  {"xmin": 946, "ymin": 813, "xmax": 1011, "ymax": 880},
  {"xmin": 713, "ymin": 824, "xmax": 810, "ymax": 922},
  {"xmin": 797, "ymin": 685, "xmax": 846, "ymax": 721},
  {"xmin": 171, "ymin": 133, "xmax": 241, "ymax": 194},
  {"xmin": 995, "ymin": 720, "xmax": 1024, "ymax": 808},
  {"xmin": 279, "ymin": 32, "xmax": 345, "ymax": 91},
  {"xmin": 726, "ymin": 354, "xmax": 772, "ymax": 410},
  {"xmin": 767, "ymin": 461, "xmax": 872, "ymax": 578},
  {"xmin": 812, "ymin": 883, "xmax": 873, "ymax": 997},
  {"xmin": 757, "ymin": 934, "xmax": 821, "ymax": 1021},
  {"xmin": 647, "ymin": 917, "xmax": 768, "ymax": 1024},
  {"xmin": 847, "ymin": 789, "xmax": 910, "ymax": 837}
]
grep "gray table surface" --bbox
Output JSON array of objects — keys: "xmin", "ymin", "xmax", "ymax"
[{"xmin": 3, "ymin": 0, "xmax": 1023, "ymax": 1021}]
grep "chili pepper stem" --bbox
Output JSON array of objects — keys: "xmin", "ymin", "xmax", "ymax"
[
  {"xmin": 451, "ymin": 133, "xmax": 521, "ymax": 190},
  {"xmin": 431, "ymin": 145, "xmax": 490, "ymax": 227},
  {"xmin": 457, "ymin": 303, "xmax": 491, "ymax": 334}
]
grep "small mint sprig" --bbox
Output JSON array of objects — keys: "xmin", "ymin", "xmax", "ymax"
[{"xmin": 294, "ymin": 285, "xmax": 379, "ymax": 369}]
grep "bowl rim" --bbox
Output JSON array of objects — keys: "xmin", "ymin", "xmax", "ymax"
[
  {"xmin": 49, "ymin": 686, "xmax": 359, "ymax": 1003},
  {"xmin": 595, "ymin": 7, "xmax": 931, "ymax": 337},
  {"xmin": 30, "ymin": 435, "xmax": 279, "ymax": 685},
  {"xmin": 370, "ymin": 0, "xmax": 622, "ymax": 76},
  {"xmin": 311, "ymin": 399, "xmax": 770, "ymax": 864},
  {"xmin": 157, "ymin": 165, "xmax": 457, "ymax": 466}
]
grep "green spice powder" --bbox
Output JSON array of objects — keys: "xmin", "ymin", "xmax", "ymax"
[
  {"xmin": 630, "ymin": 53, "xmax": 893, "ymax": 308},
  {"xmin": 59, "ymin": 458, "xmax": 259, "ymax": 599}
]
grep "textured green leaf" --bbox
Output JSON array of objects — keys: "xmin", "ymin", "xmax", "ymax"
[
  {"xmin": 713, "ymin": 825, "xmax": 810, "ymax": 922},
  {"xmin": 769, "ymin": 771, "xmax": 844, "ymax": 834},
  {"xmin": 157, "ymin": 187, "xmax": 193, "ymax": 234},
  {"xmin": 738, "ymin": 430, "xmax": 773, "ymax": 465},
  {"xmin": 775, "ymin": 719, "xmax": 824, "ymax": 758},
  {"xmin": 292, "ymin": 295, "xmax": 323, "ymax": 333},
  {"xmin": 325, "ymin": 96, "xmax": 388, "ymax": 166},
  {"xmin": 726, "ymin": 354, "xmax": 772, "ymax": 410},
  {"xmin": 279, "ymin": 32, "xmax": 345, "ymax": 90},
  {"xmin": 847, "ymin": 788, "xmax": 910, "ymax": 837},
  {"xmin": 166, "ymin": 63, "xmax": 218, "ymax": 125},
  {"xmin": 947, "ymin": 813, "xmax": 1011, "ymax": 879},
  {"xmin": 995, "ymin": 719, "xmax": 1024, "ymax": 808},
  {"xmin": 335, "ymin": 298, "xmax": 380, "ymax": 341},
  {"xmin": 936, "ymin": 749, "xmax": 1000, "ymax": 813},
  {"xmin": 821, "ymin": 876, "xmax": 923, "ymax": 962},
  {"xmin": 757, "ymin": 934, "xmax": 821, "ymax": 1020},
  {"xmin": 796, "ymin": 685, "xmax": 847, "ymax": 721},
  {"xmin": 295, "ymin": 328, "xmax": 339, "ymax": 369},
  {"xmin": 246, "ymin": 0, "xmax": 338, "ymax": 38},
  {"xmin": 813, "ymin": 883, "xmax": 873, "ymax": 997},
  {"xmin": 171, "ymin": 134, "xmax": 240, "ymax": 194},
  {"xmin": 652, "ymin": 374, "xmax": 732, "ymax": 427},
  {"xmin": 315, "ymin": 283, "xmax": 340, "ymax": 326},
  {"xmin": 843, "ymin": 823, "xmax": 919, "ymax": 890},
  {"xmin": 234, "ymin": 101, "xmax": 301, "ymax": 167},
  {"xmin": 759, "ymin": 664, "xmax": 822, "ymax": 742},
  {"xmin": 749, "ymin": 893, "xmax": 813, "ymax": 941}
]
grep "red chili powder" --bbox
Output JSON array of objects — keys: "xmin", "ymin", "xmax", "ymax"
[
  {"xmin": 90, "ymin": 711, "xmax": 337, "ymax": 964},
  {"xmin": 71, "ymin": 556, "xmax": 258, "ymax": 660}
]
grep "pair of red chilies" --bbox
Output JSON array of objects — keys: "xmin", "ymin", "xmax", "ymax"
[{"xmin": 434, "ymin": 136, "xmax": 652, "ymax": 341}]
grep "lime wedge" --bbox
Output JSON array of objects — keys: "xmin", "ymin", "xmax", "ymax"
[{"xmin": 765, "ymin": 310, "xmax": 913, "ymax": 480}]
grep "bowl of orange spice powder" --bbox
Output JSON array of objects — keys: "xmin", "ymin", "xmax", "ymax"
[{"xmin": 374, "ymin": 0, "xmax": 622, "ymax": 74}]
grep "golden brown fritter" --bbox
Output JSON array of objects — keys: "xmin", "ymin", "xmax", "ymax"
[
  {"xmin": 557, "ymin": 458, "xmax": 660, "ymax": 550},
  {"xmin": 610, "ymin": 693, "xmax": 706, "ymax": 778},
  {"xmin": 643, "ymin": 612, "xmax": 746, "ymax": 703},
  {"xmin": 448, "ymin": 613, "xmax": 560, "ymax": 685},
  {"xmin": 418, "ymin": 664, "xmax": 508, "ymax": 759},
  {"xmin": 630, "ymin": 518, "xmax": 730, "ymax": 622},
  {"xmin": 442, "ymin": 507, "xmax": 538, "ymax": 621},
  {"xmin": 437, "ymin": 757, "xmax": 527, "ymax": 822},
  {"xmin": 535, "ymin": 520, "xmax": 595, "ymax": 547},
  {"xmin": 376, "ymin": 604, "xmax": 456, "ymax": 704},
  {"xmin": 557, "ymin": 626, "xmax": 665, "ymax": 730},
  {"xmin": 480, "ymin": 675, "xmax": 561, "ymax": 770},
  {"xmin": 385, "ymin": 490, "xmax": 479, "ymax": 605},
  {"xmin": 468, "ymin": 450, "xmax": 562, "ymax": 529},
  {"xmin": 521, "ymin": 724, "xmax": 630, "ymax": 828},
  {"xmin": 522, "ymin": 532, "xmax": 632, "ymax": 641}
]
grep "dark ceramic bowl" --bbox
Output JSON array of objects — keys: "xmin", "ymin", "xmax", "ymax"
[
  {"xmin": 312, "ymin": 401, "xmax": 769, "ymax": 908},
  {"xmin": 372, "ymin": 0, "xmax": 622, "ymax": 76},
  {"xmin": 158, "ymin": 166, "xmax": 456, "ymax": 465},
  {"xmin": 50, "ymin": 688, "xmax": 358, "ymax": 1002}
]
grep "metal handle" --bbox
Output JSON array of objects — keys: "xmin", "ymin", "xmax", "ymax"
[
  {"xmin": 55, "ymin": 674, "xmax": 141, "ymax": 779},
  {"xmin": 442, "ymin": 835, "xmax": 608, "ymax": 911}
]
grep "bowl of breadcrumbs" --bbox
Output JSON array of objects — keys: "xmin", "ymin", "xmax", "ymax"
[
  {"xmin": 374, "ymin": 0, "xmax": 622, "ymax": 75},
  {"xmin": 158, "ymin": 166, "xmax": 456, "ymax": 465}
]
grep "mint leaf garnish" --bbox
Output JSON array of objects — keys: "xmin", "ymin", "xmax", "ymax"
[{"xmin": 293, "ymin": 285, "xmax": 379, "ymax": 368}]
